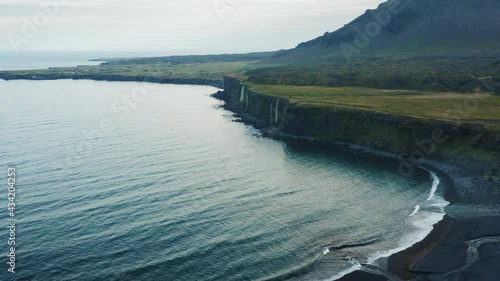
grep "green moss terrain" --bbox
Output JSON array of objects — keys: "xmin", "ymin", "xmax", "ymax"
[
  {"xmin": 0, "ymin": 52, "xmax": 282, "ymax": 84},
  {"xmin": 241, "ymin": 82, "xmax": 500, "ymax": 131},
  {"xmin": 247, "ymin": 52, "xmax": 500, "ymax": 93}
]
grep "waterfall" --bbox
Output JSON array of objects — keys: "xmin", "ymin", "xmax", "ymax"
[
  {"xmin": 275, "ymin": 99, "xmax": 280, "ymax": 124},
  {"xmin": 240, "ymin": 86, "xmax": 245, "ymax": 102},
  {"xmin": 270, "ymin": 100, "xmax": 274, "ymax": 122},
  {"xmin": 246, "ymin": 92, "xmax": 249, "ymax": 107}
]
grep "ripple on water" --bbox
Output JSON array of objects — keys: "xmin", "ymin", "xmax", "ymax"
[{"xmin": 0, "ymin": 80, "xmax": 446, "ymax": 281}]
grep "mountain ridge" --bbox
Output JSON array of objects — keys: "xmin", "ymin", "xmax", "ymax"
[{"xmin": 272, "ymin": 0, "xmax": 500, "ymax": 62}]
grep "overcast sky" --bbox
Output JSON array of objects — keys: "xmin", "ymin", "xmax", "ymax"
[{"xmin": 0, "ymin": 0, "xmax": 385, "ymax": 55}]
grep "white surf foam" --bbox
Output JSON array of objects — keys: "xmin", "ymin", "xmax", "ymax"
[
  {"xmin": 366, "ymin": 202, "xmax": 448, "ymax": 264},
  {"xmin": 409, "ymin": 205, "xmax": 420, "ymax": 217},
  {"xmin": 326, "ymin": 170, "xmax": 449, "ymax": 281},
  {"xmin": 366, "ymin": 171, "xmax": 449, "ymax": 265},
  {"xmin": 326, "ymin": 262, "xmax": 362, "ymax": 281},
  {"xmin": 427, "ymin": 171, "xmax": 440, "ymax": 201}
]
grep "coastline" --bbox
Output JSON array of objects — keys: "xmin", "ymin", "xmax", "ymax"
[
  {"xmin": 0, "ymin": 73, "xmax": 224, "ymax": 88},
  {"xmin": 211, "ymin": 88, "xmax": 500, "ymax": 281},
  {"xmin": 3, "ymin": 76, "xmax": 499, "ymax": 280},
  {"xmin": 383, "ymin": 162, "xmax": 500, "ymax": 281}
]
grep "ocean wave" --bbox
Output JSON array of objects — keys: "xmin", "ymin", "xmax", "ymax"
[
  {"xmin": 325, "ymin": 169, "xmax": 450, "ymax": 280},
  {"xmin": 325, "ymin": 262, "xmax": 362, "ymax": 281},
  {"xmin": 367, "ymin": 170, "xmax": 449, "ymax": 264},
  {"xmin": 409, "ymin": 205, "xmax": 421, "ymax": 217},
  {"xmin": 327, "ymin": 237, "xmax": 381, "ymax": 251},
  {"xmin": 427, "ymin": 171, "xmax": 440, "ymax": 200}
]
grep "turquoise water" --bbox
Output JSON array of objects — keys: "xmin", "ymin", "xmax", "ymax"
[{"xmin": 0, "ymin": 79, "xmax": 447, "ymax": 280}]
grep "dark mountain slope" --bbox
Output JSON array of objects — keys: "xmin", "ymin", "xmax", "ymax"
[{"xmin": 273, "ymin": 0, "xmax": 500, "ymax": 62}]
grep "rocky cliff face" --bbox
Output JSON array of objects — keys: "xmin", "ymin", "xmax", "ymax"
[
  {"xmin": 223, "ymin": 76, "xmax": 500, "ymax": 178},
  {"xmin": 224, "ymin": 76, "xmax": 290, "ymax": 126}
]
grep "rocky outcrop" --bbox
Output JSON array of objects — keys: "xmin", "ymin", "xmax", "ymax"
[{"xmin": 223, "ymin": 76, "xmax": 500, "ymax": 176}]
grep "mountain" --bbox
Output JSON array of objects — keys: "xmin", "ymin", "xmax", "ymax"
[{"xmin": 272, "ymin": 0, "xmax": 500, "ymax": 62}]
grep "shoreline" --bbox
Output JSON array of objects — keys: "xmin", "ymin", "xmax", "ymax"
[
  {"xmin": 3, "ymin": 77, "xmax": 499, "ymax": 280},
  {"xmin": 0, "ymin": 74, "xmax": 224, "ymax": 88},
  {"xmin": 211, "ymin": 89, "xmax": 500, "ymax": 281}
]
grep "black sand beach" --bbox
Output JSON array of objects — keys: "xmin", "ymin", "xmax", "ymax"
[{"xmin": 339, "ymin": 161, "xmax": 500, "ymax": 281}]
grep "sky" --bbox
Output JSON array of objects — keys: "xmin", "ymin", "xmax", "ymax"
[{"xmin": 0, "ymin": 0, "xmax": 385, "ymax": 55}]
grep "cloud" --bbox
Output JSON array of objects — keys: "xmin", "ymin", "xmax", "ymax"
[
  {"xmin": 0, "ymin": 0, "xmax": 385, "ymax": 52},
  {"xmin": 312, "ymin": 7, "xmax": 370, "ymax": 12}
]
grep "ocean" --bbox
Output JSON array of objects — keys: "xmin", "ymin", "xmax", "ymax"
[
  {"xmin": 0, "ymin": 50, "xmax": 174, "ymax": 71},
  {"xmin": 0, "ymin": 51, "xmax": 104, "ymax": 71},
  {"xmin": 0, "ymin": 57, "xmax": 449, "ymax": 280}
]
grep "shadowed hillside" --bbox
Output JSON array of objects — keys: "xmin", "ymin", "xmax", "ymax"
[{"xmin": 272, "ymin": 0, "xmax": 500, "ymax": 62}]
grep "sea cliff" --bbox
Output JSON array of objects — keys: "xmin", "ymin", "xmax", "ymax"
[
  {"xmin": 221, "ymin": 75, "xmax": 500, "ymax": 281},
  {"xmin": 222, "ymin": 76, "xmax": 500, "ymax": 179}
]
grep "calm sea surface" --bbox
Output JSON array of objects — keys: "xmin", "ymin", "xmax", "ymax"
[
  {"xmin": 0, "ymin": 50, "xmax": 177, "ymax": 71},
  {"xmin": 0, "ymin": 79, "xmax": 448, "ymax": 280}
]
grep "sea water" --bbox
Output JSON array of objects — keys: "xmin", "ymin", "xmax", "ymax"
[{"xmin": 0, "ymin": 79, "xmax": 448, "ymax": 280}]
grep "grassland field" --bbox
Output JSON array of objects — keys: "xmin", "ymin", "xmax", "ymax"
[
  {"xmin": 242, "ymin": 81, "xmax": 500, "ymax": 131},
  {"xmin": 1, "ymin": 52, "xmax": 499, "ymax": 131}
]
